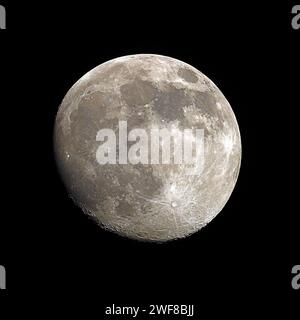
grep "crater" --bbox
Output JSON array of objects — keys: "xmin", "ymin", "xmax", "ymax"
[{"xmin": 178, "ymin": 67, "xmax": 198, "ymax": 83}]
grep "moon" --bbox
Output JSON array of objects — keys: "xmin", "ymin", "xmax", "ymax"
[{"xmin": 54, "ymin": 54, "xmax": 241, "ymax": 242}]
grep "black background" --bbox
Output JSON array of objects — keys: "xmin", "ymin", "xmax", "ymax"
[{"xmin": 0, "ymin": 0, "xmax": 299, "ymax": 316}]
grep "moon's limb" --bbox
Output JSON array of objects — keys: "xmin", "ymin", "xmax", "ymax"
[{"xmin": 54, "ymin": 54, "xmax": 241, "ymax": 242}]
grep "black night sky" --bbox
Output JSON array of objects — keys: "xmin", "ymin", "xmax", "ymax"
[{"xmin": 0, "ymin": 1, "xmax": 298, "ymax": 316}]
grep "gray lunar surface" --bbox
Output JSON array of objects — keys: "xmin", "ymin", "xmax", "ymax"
[{"xmin": 54, "ymin": 54, "xmax": 241, "ymax": 242}]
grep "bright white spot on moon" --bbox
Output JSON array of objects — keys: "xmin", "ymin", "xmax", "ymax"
[
  {"xmin": 171, "ymin": 201, "xmax": 178, "ymax": 208},
  {"xmin": 222, "ymin": 133, "xmax": 235, "ymax": 154}
]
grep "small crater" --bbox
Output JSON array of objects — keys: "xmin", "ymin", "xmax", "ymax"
[
  {"xmin": 171, "ymin": 201, "xmax": 178, "ymax": 208},
  {"xmin": 116, "ymin": 200, "xmax": 134, "ymax": 217}
]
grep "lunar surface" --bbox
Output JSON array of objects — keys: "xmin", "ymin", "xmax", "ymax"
[{"xmin": 54, "ymin": 54, "xmax": 241, "ymax": 242}]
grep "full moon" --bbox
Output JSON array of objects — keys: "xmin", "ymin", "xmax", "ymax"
[{"xmin": 54, "ymin": 54, "xmax": 241, "ymax": 242}]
